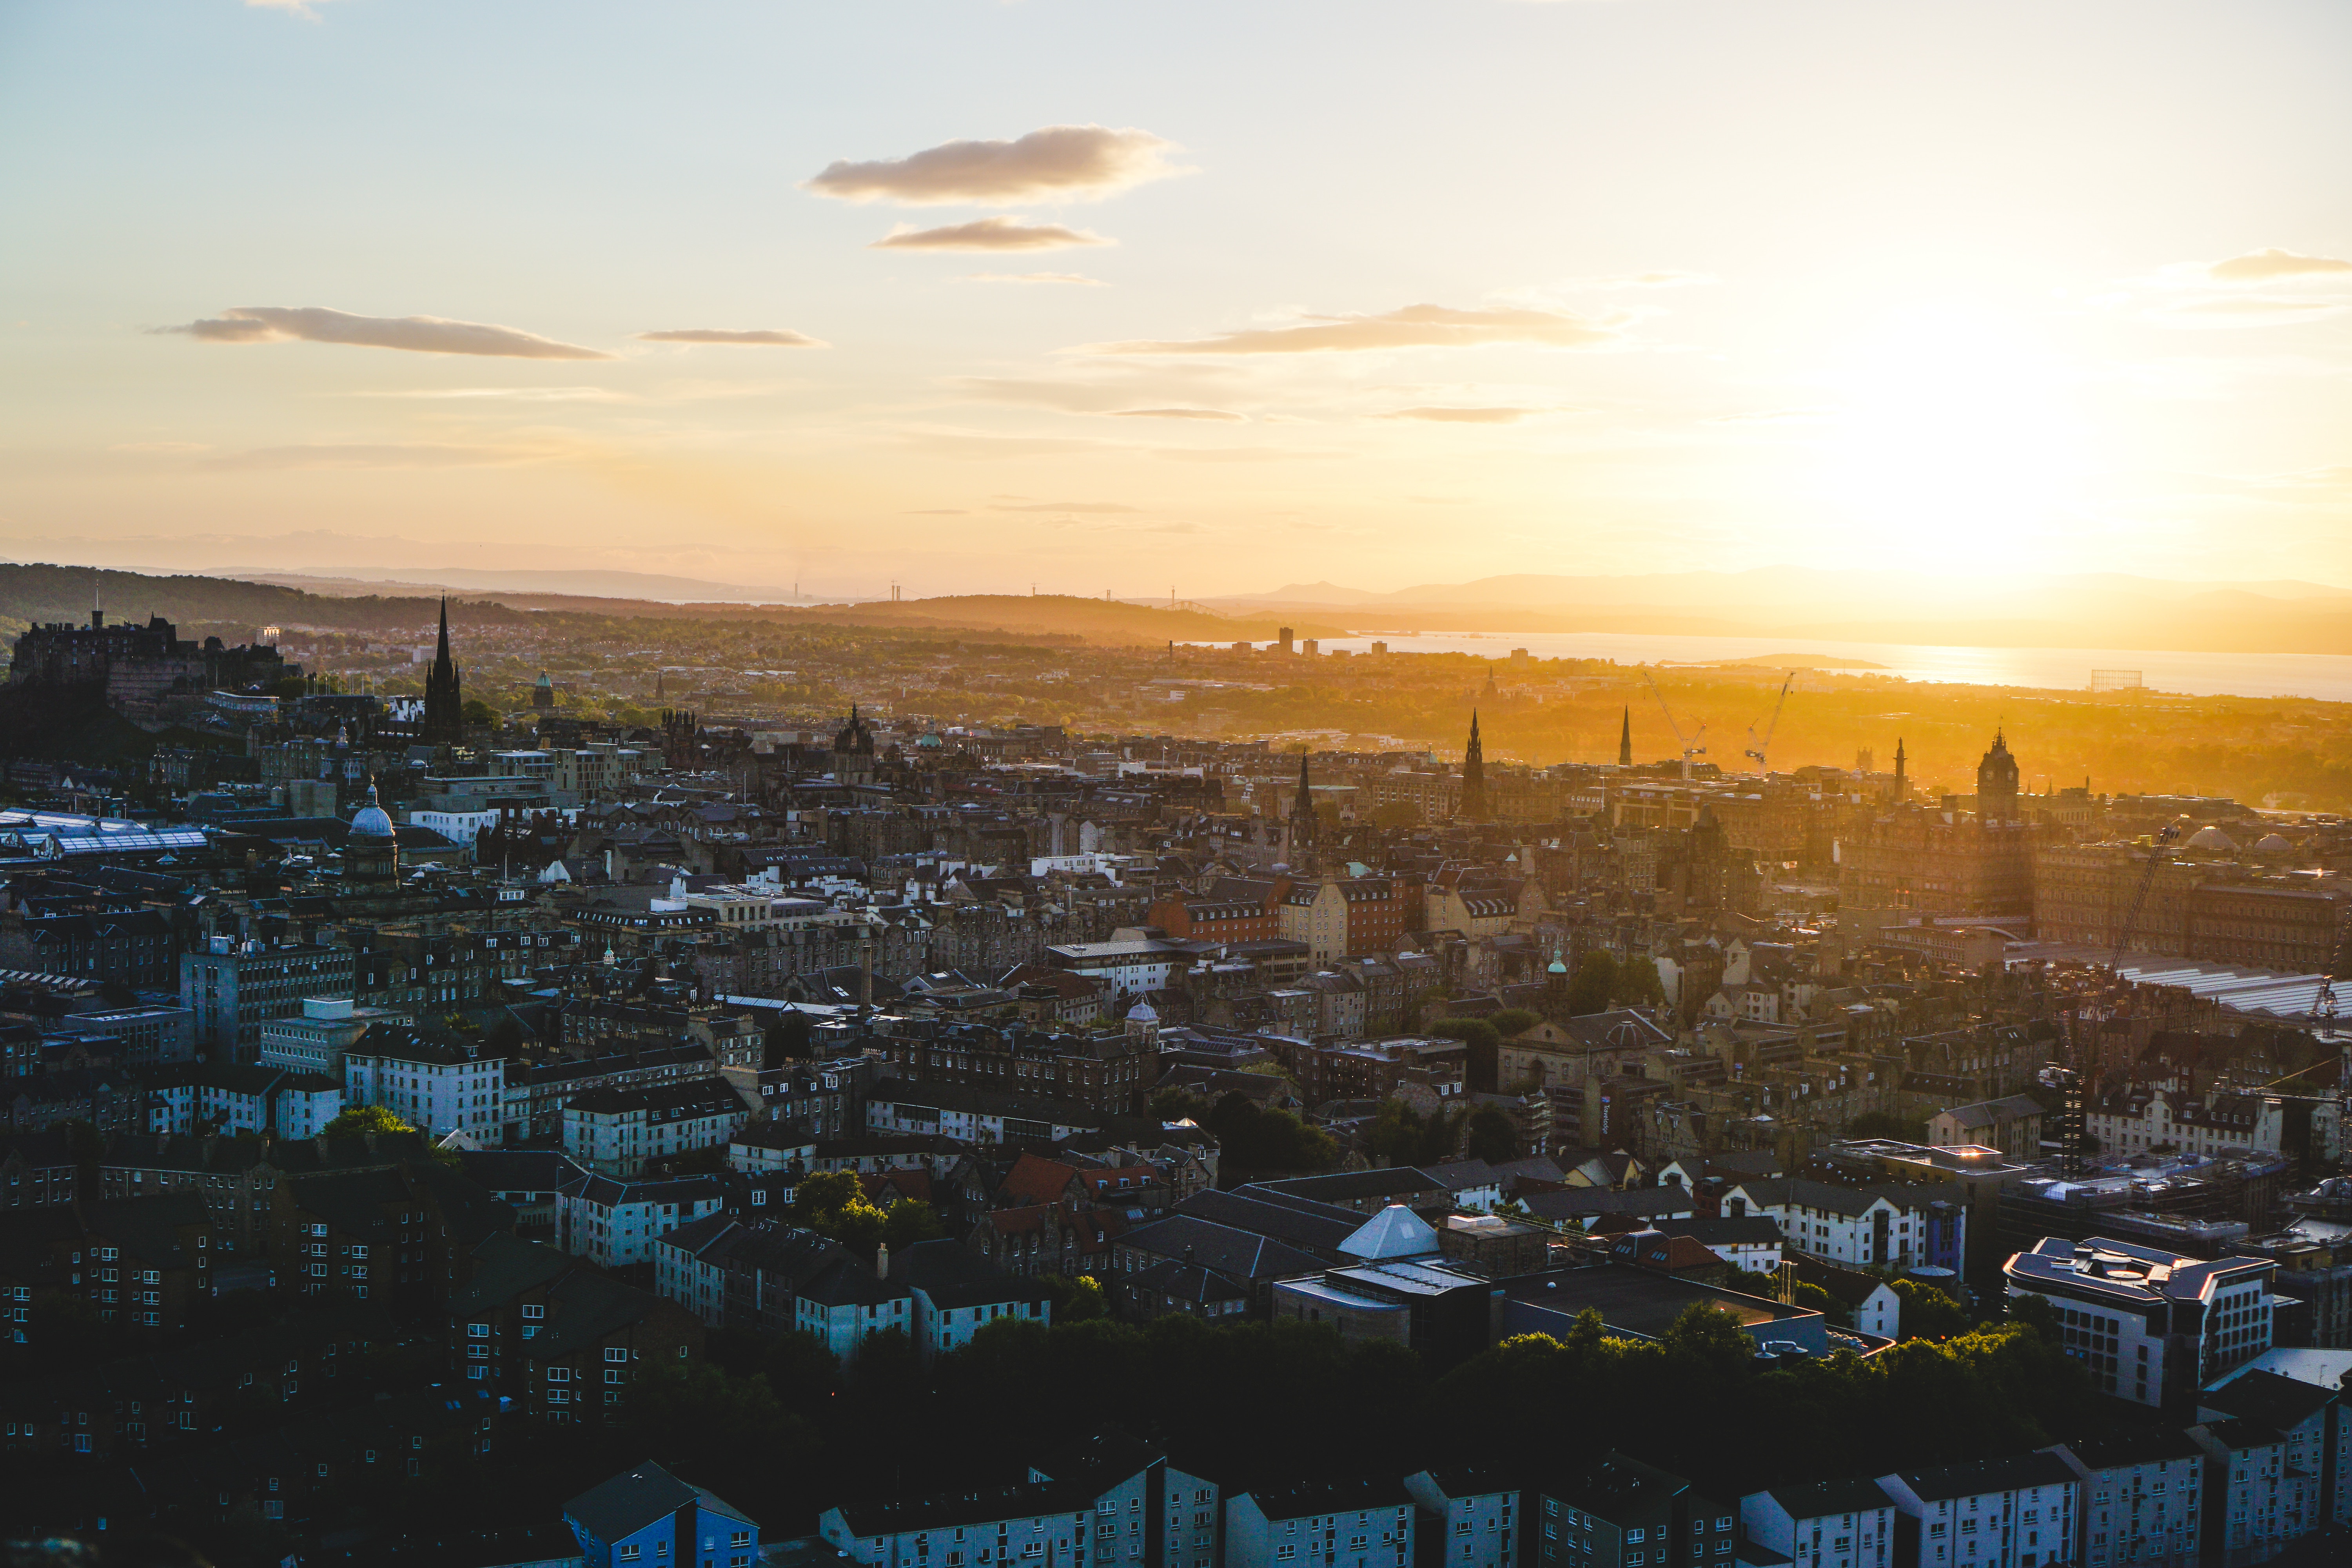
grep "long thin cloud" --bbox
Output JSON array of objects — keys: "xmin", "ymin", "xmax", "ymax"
[
  {"xmin": 637, "ymin": 328, "xmax": 826, "ymax": 347},
  {"xmin": 157, "ymin": 306, "xmax": 610, "ymax": 360},
  {"xmin": 806, "ymin": 125, "xmax": 1185, "ymax": 205},
  {"xmin": 2206, "ymin": 248, "xmax": 2352, "ymax": 283},
  {"xmin": 1385, "ymin": 407, "xmax": 1537, "ymax": 423},
  {"xmin": 965, "ymin": 273, "xmax": 1108, "ymax": 287},
  {"xmin": 1088, "ymin": 303, "xmax": 1626, "ymax": 356},
  {"xmin": 872, "ymin": 218, "xmax": 1111, "ymax": 252},
  {"xmin": 1111, "ymin": 408, "xmax": 1244, "ymax": 421}
]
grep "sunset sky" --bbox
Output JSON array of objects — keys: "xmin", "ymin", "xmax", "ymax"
[{"xmin": 2, "ymin": 0, "xmax": 2348, "ymax": 599}]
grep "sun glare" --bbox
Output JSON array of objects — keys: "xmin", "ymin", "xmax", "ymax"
[{"xmin": 1821, "ymin": 305, "xmax": 2083, "ymax": 564}]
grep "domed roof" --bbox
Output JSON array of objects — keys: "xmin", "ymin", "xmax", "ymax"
[
  {"xmin": 1126, "ymin": 1000, "xmax": 1158, "ymax": 1023},
  {"xmin": 534, "ymin": 670, "xmax": 552, "ymax": 688},
  {"xmin": 348, "ymin": 782, "xmax": 396, "ymax": 840},
  {"xmin": 2256, "ymin": 833, "xmax": 2294, "ymax": 854},
  {"xmin": 2184, "ymin": 825, "xmax": 2238, "ymax": 852},
  {"xmin": 1548, "ymin": 959, "xmax": 1569, "ymax": 975}
]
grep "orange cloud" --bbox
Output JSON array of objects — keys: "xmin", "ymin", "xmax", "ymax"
[{"xmin": 806, "ymin": 125, "xmax": 1185, "ymax": 205}]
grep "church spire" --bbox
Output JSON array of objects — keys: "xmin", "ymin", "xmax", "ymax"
[
  {"xmin": 1460, "ymin": 710, "xmax": 1488, "ymax": 822},
  {"xmin": 1288, "ymin": 749, "xmax": 1319, "ymax": 873},
  {"xmin": 1618, "ymin": 705, "xmax": 1633, "ymax": 767},
  {"xmin": 422, "ymin": 595, "xmax": 464, "ymax": 746}
]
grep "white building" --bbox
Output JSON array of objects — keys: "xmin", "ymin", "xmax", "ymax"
[
  {"xmin": 563, "ymin": 1078, "xmax": 751, "ymax": 1178},
  {"xmin": 1723, "ymin": 1177, "xmax": 1965, "ymax": 1274},
  {"xmin": 560, "ymin": 1173, "xmax": 725, "ymax": 1268},
  {"xmin": 865, "ymin": 1080, "xmax": 1101, "ymax": 1145},
  {"xmin": 1225, "ymin": 1482, "xmax": 1415, "ymax": 1568},
  {"xmin": 2003, "ymin": 1236, "xmax": 2276, "ymax": 1405},
  {"xmin": 1404, "ymin": 1469, "xmax": 1519, "ymax": 1568},
  {"xmin": 343, "ymin": 1030, "xmax": 505, "ymax": 1140},
  {"xmin": 2084, "ymin": 1086, "xmax": 2294, "ymax": 1161},
  {"xmin": 2183, "ymin": 1422, "xmax": 2310, "ymax": 1565},
  {"xmin": 1042, "ymin": 939, "xmax": 1191, "ymax": 998},
  {"xmin": 2043, "ymin": 1430, "xmax": 2203, "ymax": 1568},
  {"xmin": 820, "ymin": 1487, "xmax": 1093, "ymax": 1568},
  {"xmin": 1875, "ymin": 1454, "xmax": 2078, "ymax": 1568},
  {"xmin": 257, "ymin": 996, "xmax": 413, "ymax": 1076},
  {"xmin": 728, "ymin": 1123, "xmax": 819, "ymax": 1175},
  {"xmin": 2201, "ymin": 1348, "xmax": 2352, "ymax": 1529},
  {"xmin": 1738, "ymin": 1477, "xmax": 1898, "ymax": 1568}
]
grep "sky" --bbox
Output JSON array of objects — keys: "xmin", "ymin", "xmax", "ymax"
[{"xmin": 2, "ymin": 0, "xmax": 2349, "ymax": 601}]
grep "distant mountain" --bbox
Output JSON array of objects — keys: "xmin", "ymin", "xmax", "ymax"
[{"xmin": 234, "ymin": 568, "xmax": 808, "ymax": 604}]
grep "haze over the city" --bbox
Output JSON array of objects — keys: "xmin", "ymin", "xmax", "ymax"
[{"xmin": 2, "ymin": 0, "xmax": 2349, "ymax": 599}]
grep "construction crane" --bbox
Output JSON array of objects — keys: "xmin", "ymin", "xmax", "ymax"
[
  {"xmin": 2109, "ymin": 823, "xmax": 2182, "ymax": 972},
  {"xmin": 1642, "ymin": 670, "xmax": 1707, "ymax": 781},
  {"xmin": 1743, "ymin": 671, "xmax": 1795, "ymax": 774}
]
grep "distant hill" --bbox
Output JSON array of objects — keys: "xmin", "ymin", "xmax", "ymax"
[{"xmin": 0, "ymin": 564, "xmax": 1346, "ymax": 648}]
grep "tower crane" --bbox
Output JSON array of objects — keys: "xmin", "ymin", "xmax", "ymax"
[
  {"xmin": 1641, "ymin": 670, "xmax": 1707, "ymax": 781},
  {"xmin": 2109, "ymin": 823, "xmax": 2182, "ymax": 972},
  {"xmin": 1743, "ymin": 672, "xmax": 1795, "ymax": 774}
]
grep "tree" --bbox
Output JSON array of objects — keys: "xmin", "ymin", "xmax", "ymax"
[
  {"xmin": 1367, "ymin": 1100, "xmax": 1463, "ymax": 1167},
  {"xmin": 1205, "ymin": 1093, "xmax": 1339, "ymax": 1176},
  {"xmin": 1847, "ymin": 1110, "xmax": 1929, "ymax": 1143},
  {"xmin": 1149, "ymin": 1086, "xmax": 1212, "ymax": 1124},
  {"xmin": 2007, "ymin": 1290, "xmax": 2060, "ymax": 1339},
  {"xmin": 1892, "ymin": 1278, "xmax": 1972, "ymax": 1341},
  {"xmin": 323, "ymin": 1105, "xmax": 416, "ymax": 1138},
  {"xmin": 1486, "ymin": 1007, "xmax": 1540, "ymax": 1039},
  {"xmin": 882, "ymin": 1198, "xmax": 945, "ymax": 1250},
  {"xmin": 762, "ymin": 1009, "xmax": 814, "ymax": 1069},
  {"xmin": 1565, "ymin": 952, "xmax": 1617, "ymax": 1017},
  {"xmin": 1038, "ymin": 1273, "xmax": 1107, "ymax": 1323},
  {"xmin": 461, "ymin": 698, "xmax": 498, "ymax": 726},
  {"xmin": 1427, "ymin": 1017, "xmax": 1501, "ymax": 1093},
  {"xmin": 1463, "ymin": 1105, "xmax": 1519, "ymax": 1163}
]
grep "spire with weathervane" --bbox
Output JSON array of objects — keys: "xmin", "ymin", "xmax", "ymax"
[{"xmin": 1618, "ymin": 705, "xmax": 1633, "ymax": 767}]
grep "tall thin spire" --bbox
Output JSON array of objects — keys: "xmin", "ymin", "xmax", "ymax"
[
  {"xmin": 1618, "ymin": 705, "xmax": 1633, "ymax": 767},
  {"xmin": 1461, "ymin": 710, "xmax": 1487, "ymax": 822},
  {"xmin": 1288, "ymin": 749, "xmax": 1319, "ymax": 873}
]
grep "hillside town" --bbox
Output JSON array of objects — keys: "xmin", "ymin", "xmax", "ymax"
[{"xmin": 4, "ymin": 601, "xmax": 2352, "ymax": 1568}]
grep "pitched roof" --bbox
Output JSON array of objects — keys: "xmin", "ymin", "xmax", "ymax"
[
  {"xmin": 1116, "ymin": 1213, "xmax": 1325, "ymax": 1282},
  {"xmin": 1339, "ymin": 1205, "xmax": 1441, "ymax": 1261},
  {"xmin": 567, "ymin": 1461, "xmax": 752, "ymax": 1542}
]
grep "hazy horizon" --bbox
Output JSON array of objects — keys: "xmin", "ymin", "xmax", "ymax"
[{"xmin": 4, "ymin": 1, "xmax": 2348, "ymax": 597}]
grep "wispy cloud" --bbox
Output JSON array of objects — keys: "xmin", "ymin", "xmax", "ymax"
[
  {"xmin": 1110, "ymin": 407, "xmax": 1244, "ymax": 421},
  {"xmin": 873, "ymin": 218, "xmax": 1111, "ymax": 252},
  {"xmin": 1088, "ymin": 303, "xmax": 1627, "ymax": 356},
  {"xmin": 2205, "ymin": 248, "xmax": 2352, "ymax": 283},
  {"xmin": 965, "ymin": 272, "xmax": 1109, "ymax": 287},
  {"xmin": 355, "ymin": 386, "xmax": 629, "ymax": 403},
  {"xmin": 194, "ymin": 443, "xmax": 550, "ymax": 472},
  {"xmin": 989, "ymin": 499, "xmax": 1140, "ymax": 514},
  {"xmin": 1383, "ymin": 406, "xmax": 1538, "ymax": 424},
  {"xmin": 245, "ymin": 0, "xmax": 340, "ymax": 17},
  {"xmin": 806, "ymin": 125, "xmax": 1187, "ymax": 206},
  {"xmin": 156, "ymin": 306, "xmax": 610, "ymax": 359},
  {"xmin": 1707, "ymin": 407, "xmax": 1836, "ymax": 425},
  {"xmin": 637, "ymin": 328, "xmax": 825, "ymax": 347}
]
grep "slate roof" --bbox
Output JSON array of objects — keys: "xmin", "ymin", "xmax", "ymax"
[
  {"xmin": 1175, "ymin": 1188, "xmax": 1359, "ymax": 1254},
  {"xmin": 1117, "ymin": 1213, "xmax": 1327, "ymax": 1282},
  {"xmin": 1885, "ymin": 1453, "xmax": 2078, "ymax": 1502},
  {"xmin": 1761, "ymin": 1478, "xmax": 1896, "ymax": 1521},
  {"xmin": 2198, "ymin": 1369, "xmax": 2338, "ymax": 1431},
  {"xmin": 567, "ymin": 1461, "xmax": 753, "ymax": 1543}
]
